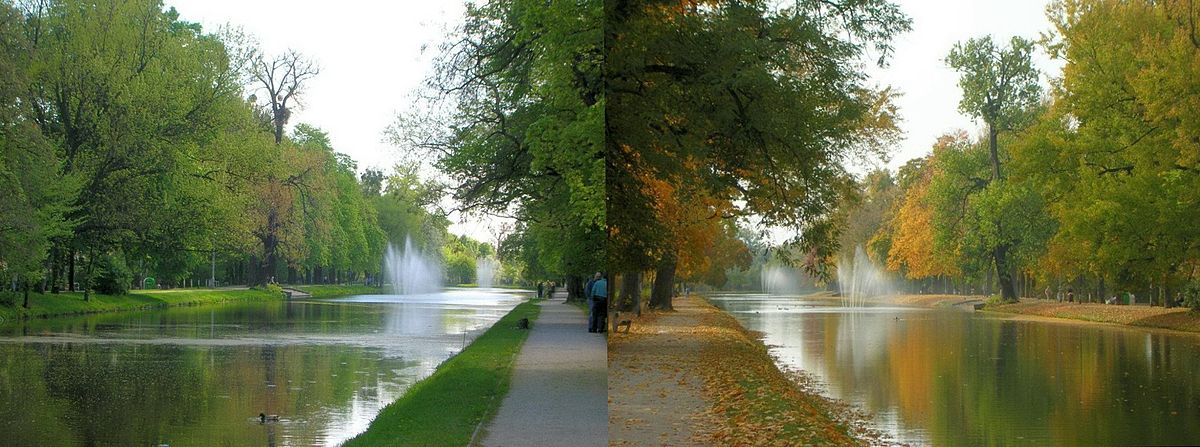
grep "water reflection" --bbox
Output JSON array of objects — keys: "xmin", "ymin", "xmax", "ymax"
[
  {"xmin": 0, "ymin": 288, "xmax": 526, "ymax": 446},
  {"xmin": 709, "ymin": 293, "xmax": 1200, "ymax": 446}
]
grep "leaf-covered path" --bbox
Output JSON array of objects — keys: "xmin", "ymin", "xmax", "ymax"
[
  {"xmin": 607, "ymin": 296, "xmax": 720, "ymax": 446},
  {"xmin": 480, "ymin": 291, "xmax": 607, "ymax": 447},
  {"xmin": 608, "ymin": 295, "xmax": 867, "ymax": 446}
]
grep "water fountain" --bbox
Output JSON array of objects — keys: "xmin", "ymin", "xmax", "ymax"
[
  {"xmin": 835, "ymin": 245, "xmax": 893, "ymax": 307},
  {"xmin": 475, "ymin": 257, "xmax": 498, "ymax": 288},
  {"xmin": 760, "ymin": 265, "xmax": 815, "ymax": 296},
  {"xmin": 382, "ymin": 236, "xmax": 442, "ymax": 295}
]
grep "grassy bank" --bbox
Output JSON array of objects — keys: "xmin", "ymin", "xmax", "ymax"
[
  {"xmin": 343, "ymin": 300, "xmax": 541, "ymax": 447},
  {"xmin": 694, "ymin": 297, "xmax": 869, "ymax": 445},
  {"xmin": 986, "ymin": 300, "xmax": 1200, "ymax": 333},
  {"xmin": 291, "ymin": 284, "xmax": 383, "ymax": 298},
  {"xmin": 0, "ymin": 288, "xmax": 280, "ymax": 323}
]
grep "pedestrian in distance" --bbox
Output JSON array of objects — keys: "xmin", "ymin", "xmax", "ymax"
[
  {"xmin": 585, "ymin": 274, "xmax": 597, "ymax": 315},
  {"xmin": 588, "ymin": 272, "xmax": 608, "ymax": 333}
]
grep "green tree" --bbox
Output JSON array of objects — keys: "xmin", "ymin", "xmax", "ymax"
[
  {"xmin": 944, "ymin": 35, "xmax": 1043, "ymax": 301},
  {"xmin": 393, "ymin": 0, "xmax": 604, "ymax": 298}
]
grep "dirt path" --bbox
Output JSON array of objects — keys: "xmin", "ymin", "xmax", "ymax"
[
  {"xmin": 607, "ymin": 297, "xmax": 718, "ymax": 446},
  {"xmin": 479, "ymin": 292, "xmax": 607, "ymax": 447}
]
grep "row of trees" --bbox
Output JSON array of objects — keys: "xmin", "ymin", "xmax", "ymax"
[
  {"xmin": 840, "ymin": 0, "xmax": 1200, "ymax": 306},
  {"xmin": 0, "ymin": 0, "xmax": 491, "ymax": 304},
  {"xmin": 396, "ymin": 0, "xmax": 605, "ymax": 299}
]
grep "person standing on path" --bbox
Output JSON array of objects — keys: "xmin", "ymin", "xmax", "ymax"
[
  {"xmin": 584, "ymin": 273, "xmax": 597, "ymax": 317},
  {"xmin": 588, "ymin": 273, "xmax": 607, "ymax": 333},
  {"xmin": 537, "ymin": 281, "xmax": 544, "ymax": 300}
]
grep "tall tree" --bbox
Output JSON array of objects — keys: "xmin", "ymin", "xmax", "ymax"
[
  {"xmin": 249, "ymin": 50, "xmax": 319, "ymax": 145},
  {"xmin": 393, "ymin": 0, "xmax": 604, "ymax": 296},
  {"xmin": 944, "ymin": 35, "xmax": 1042, "ymax": 301},
  {"xmin": 607, "ymin": 0, "xmax": 909, "ymax": 309}
]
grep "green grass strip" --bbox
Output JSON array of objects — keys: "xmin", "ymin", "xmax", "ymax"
[
  {"xmin": 0, "ymin": 288, "xmax": 279, "ymax": 323},
  {"xmin": 292, "ymin": 284, "xmax": 384, "ymax": 298},
  {"xmin": 343, "ymin": 300, "xmax": 541, "ymax": 447}
]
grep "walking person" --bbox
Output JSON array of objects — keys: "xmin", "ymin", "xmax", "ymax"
[
  {"xmin": 585, "ymin": 273, "xmax": 597, "ymax": 315},
  {"xmin": 589, "ymin": 273, "xmax": 608, "ymax": 333},
  {"xmin": 537, "ymin": 281, "xmax": 544, "ymax": 300},
  {"xmin": 585, "ymin": 273, "xmax": 598, "ymax": 331}
]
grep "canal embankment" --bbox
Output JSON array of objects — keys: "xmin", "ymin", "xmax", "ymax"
[
  {"xmin": 0, "ymin": 284, "xmax": 388, "ymax": 323},
  {"xmin": 609, "ymin": 294, "xmax": 870, "ymax": 446},
  {"xmin": 886, "ymin": 294, "xmax": 1200, "ymax": 334},
  {"xmin": 343, "ymin": 299, "xmax": 542, "ymax": 447},
  {"xmin": 0, "ymin": 288, "xmax": 281, "ymax": 322}
]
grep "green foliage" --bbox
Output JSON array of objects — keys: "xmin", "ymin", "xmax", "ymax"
[
  {"xmin": 946, "ymin": 36, "xmax": 1042, "ymax": 134},
  {"xmin": 0, "ymin": 1, "xmax": 432, "ymax": 291},
  {"xmin": 92, "ymin": 254, "xmax": 133, "ymax": 296},
  {"xmin": 443, "ymin": 251, "xmax": 476, "ymax": 286},
  {"xmin": 606, "ymin": 0, "xmax": 910, "ymax": 282},
  {"xmin": 394, "ymin": 0, "xmax": 604, "ymax": 283},
  {"xmin": 1183, "ymin": 280, "xmax": 1200, "ymax": 313}
]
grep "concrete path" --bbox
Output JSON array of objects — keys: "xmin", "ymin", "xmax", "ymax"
[{"xmin": 480, "ymin": 291, "xmax": 607, "ymax": 447}]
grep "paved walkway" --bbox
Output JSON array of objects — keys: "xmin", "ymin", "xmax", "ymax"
[{"xmin": 480, "ymin": 291, "xmax": 607, "ymax": 447}]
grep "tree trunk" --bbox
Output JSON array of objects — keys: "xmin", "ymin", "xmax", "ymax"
[
  {"xmin": 566, "ymin": 275, "xmax": 584, "ymax": 301},
  {"xmin": 22, "ymin": 279, "xmax": 29, "ymax": 309},
  {"xmin": 50, "ymin": 247, "xmax": 60, "ymax": 293},
  {"xmin": 619, "ymin": 272, "xmax": 640, "ymax": 314},
  {"xmin": 68, "ymin": 250, "xmax": 76, "ymax": 292},
  {"xmin": 985, "ymin": 267, "xmax": 994, "ymax": 296},
  {"xmin": 988, "ymin": 125, "xmax": 1002, "ymax": 180},
  {"xmin": 649, "ymin": 254, "xmax": 677, "ymax": 310},
  {"xmin": 994, "ymin": 244, "xmax": 1017, "ymax": 302}
]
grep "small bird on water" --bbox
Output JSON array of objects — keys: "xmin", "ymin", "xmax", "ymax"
[{"xmin": 259, "ymin": 413, "xmax": 280, "ymax": 423}]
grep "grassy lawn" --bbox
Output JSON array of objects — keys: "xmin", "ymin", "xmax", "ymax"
[
  {"xmin": 291, "ymin": 284, "xmax": 384, "ymax": 298},
  {"xmin": 343, "ymin": 300, "xmax": 541, "ymax": 447},
  {"xmin": 0, "ymin": 288, "xmax": 279, "ymax": 323}
]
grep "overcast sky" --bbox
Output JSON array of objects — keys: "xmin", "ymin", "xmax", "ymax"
[
  {"xmin": 168, "ymin": 0, "xmax": 1062, "ymax": 243},
  {"xmin": 865, "ymin": 0, "xmax": 1063, "ymax": 170}
]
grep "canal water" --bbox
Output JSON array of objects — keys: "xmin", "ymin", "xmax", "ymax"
[
  {"xmin": 0, "ymin": 288, "xmax": 526, "ymax": 446},
  {"xmin": 708, "ymin": 292, "xmax": 1200, "ymax": 446}
]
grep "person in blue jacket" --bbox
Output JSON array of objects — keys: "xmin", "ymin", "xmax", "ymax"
[{"xmin": 588, "ymin": 272, "xmax": 608, "ymax": 333}]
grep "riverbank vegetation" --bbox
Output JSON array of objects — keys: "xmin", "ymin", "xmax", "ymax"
[
  {"xmin": 828, "ymin": 0, "xmax": 1200, "ymax": 307},
  {"xmin": 0, "ymin": 0, "xmax": 538, "ymax": 310},
  {"xmin": 0, "ymin": 288, "xmax": 278, "ymax": 322},
  {"xmin": 343, "ymin": 300, "xmax": 541, "ymax": 447}
]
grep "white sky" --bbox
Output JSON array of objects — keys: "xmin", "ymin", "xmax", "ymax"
[
  {"xmin": 865, "ymin": 0, "xmax": 1064, "ymax": 171},
  {"xmin": 166, "ymin": 0, "xmax": 504, "ymax": 241}
]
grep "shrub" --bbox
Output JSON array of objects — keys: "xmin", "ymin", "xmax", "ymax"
[
  {"xmin": 92, "ymin": 253, "xmax": 132, "ymax": 295},
  {"xmin": 266, "ymin": 283, "xmax": 285, "ymax": 298},
  {"xmin": 1183, "ymin": 280, "xmax": 1200, "ymax": 312}
]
